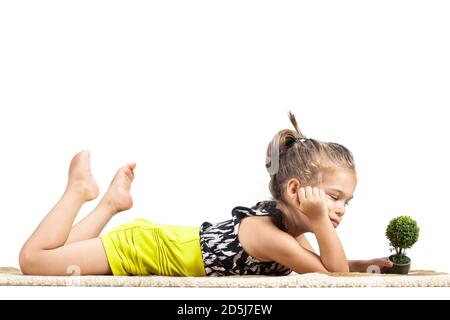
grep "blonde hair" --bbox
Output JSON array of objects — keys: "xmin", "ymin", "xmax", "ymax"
[{"xmin": 265, "ymin": 111, "xmax": 355, "ymax": 202}]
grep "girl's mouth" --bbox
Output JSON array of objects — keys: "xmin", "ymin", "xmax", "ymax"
[{"xmin": 330, "ymin": 219, "xmax": 339, "ymax": 228}]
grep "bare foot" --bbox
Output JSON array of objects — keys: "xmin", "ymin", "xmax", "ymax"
[
  {"xmin": 66, "ymin": 151, "xmax": 100, "ymax": 201},
  {"xmin": 102, "ymin": 163, "xmax": 136, "ymax": 213}
]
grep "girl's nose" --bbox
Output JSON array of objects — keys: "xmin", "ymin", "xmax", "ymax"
[{"xmin": 335, "ymin": 207, "xmax": 345, "ymax": 218}]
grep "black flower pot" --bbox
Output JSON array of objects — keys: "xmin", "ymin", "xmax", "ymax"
[{"xmin": 386, "ymin": 255, "xmax": 411, "ymax": 275}]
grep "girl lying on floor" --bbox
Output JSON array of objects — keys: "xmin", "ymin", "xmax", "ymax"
[{"xmin": 19, "ymin": 112, "xmax": 393, "ymax": 276}]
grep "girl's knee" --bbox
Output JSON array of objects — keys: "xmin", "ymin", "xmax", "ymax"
[
  {"xmin": 19, "ymin": 247, "xmax": 45, "ymax": 275},
  {"xmin": 19, "ymin": 247, "xmax": 36, "ymax": 275}
]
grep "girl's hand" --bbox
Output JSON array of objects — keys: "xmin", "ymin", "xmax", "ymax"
[
  {"xmin": 361, "ymin": 257, "xmax": 394, "ymax": 273},
  {"xmin": 298, "ymin": 186, "xmax": 328, "ymax": 223}
]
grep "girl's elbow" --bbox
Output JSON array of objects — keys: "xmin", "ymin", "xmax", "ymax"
[
  {"xmin": 327, "ymin": 264, "xmax": 350, "ymax": 273},
  {"xmin": 319, "ymin": 258, "xmax": 349, "ymax": 273}
]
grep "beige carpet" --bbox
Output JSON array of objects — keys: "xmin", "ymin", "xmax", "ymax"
[{"xmin": 1, "ymin": 267, "xmax": 449, "ymax": 288}]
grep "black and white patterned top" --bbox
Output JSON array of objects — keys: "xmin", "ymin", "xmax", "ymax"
[{"xmin": 199, "ymin": 200, "xmax": 292, "ymax": 277}]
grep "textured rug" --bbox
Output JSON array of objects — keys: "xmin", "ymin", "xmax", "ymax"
[{"xmin": 1, "ymin": 267, "xmax": 449, "ymax": 288}]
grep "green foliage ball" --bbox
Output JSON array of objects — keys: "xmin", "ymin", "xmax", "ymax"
[{"xmin": 386, "ymin": 216, "xmax": 420, "ymax": 250}]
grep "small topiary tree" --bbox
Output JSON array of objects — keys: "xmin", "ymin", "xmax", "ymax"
[{"xmin": 385, "ymin": 216, "xmax": 420, "ymax": 264}]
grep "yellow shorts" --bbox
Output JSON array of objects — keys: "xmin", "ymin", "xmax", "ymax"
[{"xmin": 100, "ymin": 218, "xmax": 206, "ymax": 277}]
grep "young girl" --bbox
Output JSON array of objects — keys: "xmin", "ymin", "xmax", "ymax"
[{"xmin": 19, "ymin": 112, "xmax": 393, "ymax": 276}]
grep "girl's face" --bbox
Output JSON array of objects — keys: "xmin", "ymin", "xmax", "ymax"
[{"xmin": 319, "ymin": 168, "xmax": 357, "ymax": 227}]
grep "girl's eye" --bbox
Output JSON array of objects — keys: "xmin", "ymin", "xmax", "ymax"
[{"xmin": 328, "ymin": 194, "xmax": 351, "ymax": 206}]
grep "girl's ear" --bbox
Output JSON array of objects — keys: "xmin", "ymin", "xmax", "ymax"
[{"xmin": 285, "ymin": 178, "xmax": 301, "ymax": 203}]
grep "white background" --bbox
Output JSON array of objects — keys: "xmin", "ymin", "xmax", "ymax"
[{"xmin": 1, "ymin": 1, "xmax": 450, "ymax": 299}]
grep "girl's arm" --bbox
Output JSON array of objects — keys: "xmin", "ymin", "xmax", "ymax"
[
  {"xmin": 298, "ymin": 236, "xmax": 393, "ymax": 273},
  {"xmin": 310, "ymin": 218, "xmax": 349, "ymax": 272},
  {"xmin": 299, "ymin": 235, "xmax": 362, "ymax": 272},
  {"xmin": 248, "ymin": 220, "xmax": 345, "ymax": 274},
  {"xmin": 349, "ymin": 258, "xmax": 394, "ymax": 273},
  {"xmin": 348, "ymin": 260, "xmax": 364, "ymax": 272},
  {"xmin": 296, "ymin": 234, "xmax": 315, "ymax": 254},
  {"xmin": 249, "ymin": 187, "xmax": 349, "ymax": 273},
  {"xmin": 296, "ymin": 187, "xmax": 349, "ymax": 272}
]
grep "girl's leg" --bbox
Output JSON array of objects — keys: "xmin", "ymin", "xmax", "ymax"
[
  {"xmin": 19, "ymin": 151, "xmax": 108, "ymax": 275},
  {"xmin": 21, "ymin": 238, "xmax": 112, "ymax": 275},
  {"xmin": 65, "ymin": 163, "xmax": 136, "ymax": 244}
]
